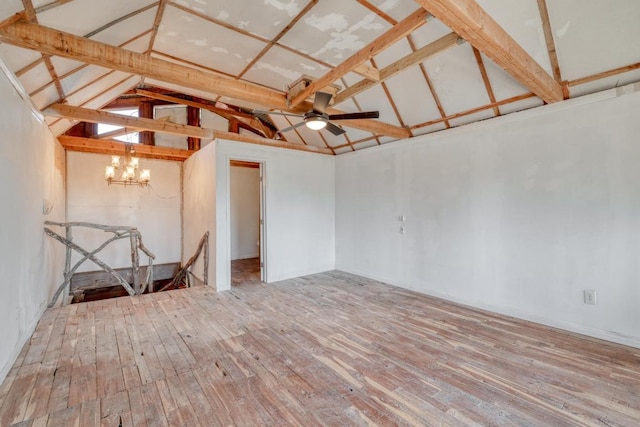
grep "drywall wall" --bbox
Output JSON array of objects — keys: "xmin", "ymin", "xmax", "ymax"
[
  {"xmin": 66, "ymin": 152, "xmax": 181, "ymax": 271},
  {"xmin": 216, "ymin": 140, "xmax": 335, "ymax": 289},
  {"xmin": 230, "ymin": 165, "xmax": 260, "ymax": 260},
  {"xmin": 336, "ymin": 84, "xmax": 640, "ymax": 348},
  {"xmin": 182, "ymin": 141, "xmax": 216, "ymax": 288},
  {"xmin": 0, "ymin": 61, "xmax": 66, "ymax": 383}
]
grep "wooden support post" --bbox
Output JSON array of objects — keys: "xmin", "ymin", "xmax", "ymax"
[
  {"xmin": 63, "ymin": 226, "xmax": 72, "ymax": 305},
  {"xmin": 203, "ymin": 231, "xmax": 209, "ymax": 286},
  {"xmin": 229, "ymin": 119, "xmax": 240, "ymax": 134},
  {"xmin": 186, "ymin": 105, "xmax": 201, "ymax": 151},
  {"xmin": 130, "ymin": 234, "xmax": 140, "ymax": 294},
  {"xmin": 138, "ymin": 101, "xmax": 155, "ymax": 145}
]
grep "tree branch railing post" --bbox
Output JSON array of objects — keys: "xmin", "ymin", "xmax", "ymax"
[
  {"xmin": 160, "ymin": 231, "xmax": 209, "ymax": 292},
  {"xmin": 44, "ymin": 221, "xmax": 156, "ymax": 307}
]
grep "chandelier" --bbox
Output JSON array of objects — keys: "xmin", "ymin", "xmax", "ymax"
[{"xmin": 104, "ymin": 144, "xmax": 150, "ymax": 186}]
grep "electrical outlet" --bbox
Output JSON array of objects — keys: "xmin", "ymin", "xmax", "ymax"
[{"xmin": 584, "ymin": 289, "xmax": 597, "ymax": 305}]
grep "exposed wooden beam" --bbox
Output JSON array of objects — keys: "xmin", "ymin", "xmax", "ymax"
[
  {"xmin": 335, "ymin": 32, "xmax": 460, "ymax": 104},
  {"xmin": 414, "ymin": 0, "xmax": 563, "ymax": 103},
  {"xmin": 58, "ymin": 135, "xmax": 192, "ymax": 161},
  {"xmin": 0, "ymin": 19, "xmax": 406, "ymax": 138},
  {"xmin": 472, "ymin": 47, "xmax": 500, "ymax": 116},
  {"xmin": 135, "ymin": 89, "xmax": 274, "ymax": 138},
  {"xmin": 411, "ymin": 92, "xmax": 536, "ymax": 129},
  {"xmin": 537, "ymin": 0, "xmax": 562, "ymax": 83},
  {"xmin": 0, "ymin": 12, "xmax": 25, "ymax": 29},
  {"xmin": 353, "ymin": 63, "xmax": 380, "ymax": 81},
  {"xmin": 46, "ymin": 104, "xmax": 333, "ymax": 155},
  {"xmin": 289, "ymin": 8, "xmax": 429, "ymax": 107},
  {"xmin": 566, "ymin": 61, "xmax": 640, "ymax": 88}
]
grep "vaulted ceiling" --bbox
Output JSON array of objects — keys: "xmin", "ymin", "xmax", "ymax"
[{"xmin": 0, "ymin": 0, "xmax": 638, "ymax": 155}]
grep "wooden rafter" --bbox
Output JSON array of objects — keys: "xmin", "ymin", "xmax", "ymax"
[
  {"xmin": 21, "ymin": 0, "xmax": 65, "ymax": 102},
  {"xmin": 134, "ymin": 89, "xmax": 275, "ymax": 138},
  {"xmin": 59, "ymin": 135, "xmax": 192, "ymax": 161},
  {"xmin": 289, "ymin": 8, "xmax": 429, "ymax": 107},
  {"xmin": 414, "ymin": 0, "xmax": 563, "ymax": 103},
  {"xmin": 0, "ymin": 19, "xmax": 407, "ymax": 138},
  {"xmin": 146, "ymin": 0, "xmax": 167, "ymax": 54},
  {"xmin": 472, "ymin": 47, "xmax": 500, "ymax": 116},
  {"xmin": 335, "ymin": 32, "xmax": 460, "ymax": 104},
  {"xmin": 46, "ymin": 104, "xmax": 333, "ymax": 154},
  {"xmin": 537, "ymin": 0, "xmax": 562, "ymax": 83},
  {"xmin": 412, "ymin": 92, "xmax": 536, "ymax": 129}
]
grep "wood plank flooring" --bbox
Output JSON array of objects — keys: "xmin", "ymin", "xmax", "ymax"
[{"xmin": 1, "ymin": 270, "xmax": 639, "ymax": 426}]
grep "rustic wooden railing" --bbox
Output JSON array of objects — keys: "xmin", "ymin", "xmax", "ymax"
[
  {"xmin": 160, "ymin": 231, "xmax": 209, "ymax": 291},
  {"xmin": 44, "ymin": 221, "xmax": 156, "ymax": 307}
]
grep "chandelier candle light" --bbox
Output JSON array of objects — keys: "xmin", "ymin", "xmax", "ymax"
[{"xmin": 104, "ymin": 144, "xmax": 150, "ymax": 186}]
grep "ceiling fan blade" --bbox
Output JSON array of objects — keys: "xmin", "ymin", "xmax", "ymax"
[
  {"xmin": 328, "ymin": 111, "xmax": 380, "ymax": 121},
  {"xmin": 325, "ymin": 122, "xmax": 345, "ymax": 136},
  {"xmin": 278, "ymin": 121, "xmax": 307, "ymax": 134},
  {"xmin": 252, "ymin": 109, "xmax": 304, "ymax": 118},
  {"xmin": 312, "ymin": 92, "xmax": 333, "ymax": 114}
]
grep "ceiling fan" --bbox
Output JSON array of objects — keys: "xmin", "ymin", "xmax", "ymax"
[{"xmin": 253, "ymin": 92, "xmax": 379, "ymax": 136}]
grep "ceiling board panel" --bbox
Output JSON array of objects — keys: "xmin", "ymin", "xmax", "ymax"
[
  {"xmin": 0, "ymin": 1, "xmax": 22, "ymax": 22},
  {"xmin": 479, "ymin": 52, "xmax": 530, "ymax": 100},
  {"xmin": 65, "ymin": 71, "xmax": 133, "ymax": 106},
  {"xmin": 20, "ymin": 63, "xmax": 52, "ymax": 94},
  {"xmin": 423, "ymin": 43, "xmax": 490, "ymax": 114},
  {"xmin": 50, "ymin": 57, "xmax": 85, "ymax": 78},
  {"xmin": 61, "ymin": 64, "xmax": 112, "ymax": 95},
  {"xmin": 201, "ymin": 109, "xmax": 229, "ymax": 132},
  {"xmin": 49, "ymin": 118, "xmax": 75, "ymax": 136},
  {"xmin": 373, "ymin": 37, "xmax": 412, "ymax": 69},
  {"xmin": 171, "ymin": 0, "xmax": 305, "ymax": 40},
  {"xmin": 334, "ymin": 146, "xmax": 353, "ymax": 154},
  {"xmin": 155, "ymin": 6, "xmax": 268, "ymax": 76},
  {"xmin": 475, "ymin": 0, "xmax": 552, "ymax": 74},
  {"xmin": 341, "ymin": 127, "xmax": 375, "ymax": 142},
  {"xmin": 356, "ymin": 139, "xmax": 379, "ymax": 149},
  {"xmin": 90, "ymin": 8, "xmax": 156, "ymax": 47},
  {"xmin": 409, "ymin": 18, "xmax": 452, "ymax": 47},
  {"xmin": 0, "ymin": 44, "xmax": 42, "ymax": 72},
  {"xmin": 31, "ymin": 84, "xmax": 59, "ymax": 110},
  {"xmin": 366, "ymin": 0, "xmax": 422, "ymax": 23},
  {"xmin": 279, "ymin": 0, "xmax": 392, "ymax": 66},
  {"xmin": 242, "ymin": 44, "xmax": 330, "ymax": 92},
  {"xmin": 268, "ymin": 114, "xmax": 305, "ymax": 145},
  {"xmin": 68, "ymin": 74, "xmax": 138, "ymax": 110},
  {"xmin": 348, "ymin": 86, "xmax": 402, "ymax": 126},
  {"xmin": 547, "ymin": 0, "xmax": 640, "ymax": 81},
  {"xmin": 38, "ymin": 0, "xmax": 157, "ymax": 37},
  {"xmin": 322, "ymin": 129, "xmax": 349, "ymax": 148},
  {"xmin": 384, "ymin": 67, "xmax": 441, "ymax": 126},
  {"xmin": 122, "ymin": 34, "xmax": 152, "ymax": 54}
]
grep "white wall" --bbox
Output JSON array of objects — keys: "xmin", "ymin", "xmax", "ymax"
[
  {"xmin": 182, "ymin": 142, "xmax": 216, "ymax": 288},
  {"xmin": 336, "ymin": 85, "xmax": 640, "ymax": 348},
  {"xmin": 66, "ymin": 152, "xmax": 181, "ymax": 271},
  {"xmin": 216, "ymin": 140, "xmax": 335, "ymax": 290},
  {"xmin": 230, "ymin": 166, "xmax": 260, "ymax": 260},
  {"xmin": 0, "ymin": 62, "xmax": 66, "ymax": 383}
]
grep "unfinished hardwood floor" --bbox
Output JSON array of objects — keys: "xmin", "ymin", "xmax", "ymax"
[{"xmin": 1, "ymin": 271, "xmax": 639, "ymax": 426}]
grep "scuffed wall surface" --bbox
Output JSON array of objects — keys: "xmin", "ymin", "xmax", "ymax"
[
  {"xmin": 66, "ymin": 152, "xmax": 182, "ymax": 271},
  {"xmin": 337, "ymin": 86, "xmax": 640, "ymax": 348},
  {"xmin": 0, "ymin": 63, "xmax": 66, "ymax": 383},
  {"xmin": 182, "ymin": 142, "xmax": 216, "ymax": 289}
]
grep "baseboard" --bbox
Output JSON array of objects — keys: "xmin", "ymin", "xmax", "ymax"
[
  {"xmin": 336, "ymin": 266, "xmax": 640, "ymax": 350},
  {"xmin": 0, "ymin": 301, "xmax": 48, "ymax": 385}
]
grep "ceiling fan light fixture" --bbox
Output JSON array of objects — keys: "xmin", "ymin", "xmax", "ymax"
[{"xmin": 305, "ymin": 116, "xmax": 327, "ymax": 130}]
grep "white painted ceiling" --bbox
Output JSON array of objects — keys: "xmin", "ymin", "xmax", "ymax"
[{"xmin": 0, "ymin": 0, "xmax": 638, "ymax": 153}]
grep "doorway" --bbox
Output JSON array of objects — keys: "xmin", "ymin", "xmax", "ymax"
[{"xmin": 229, "ymin": 160, "xmax": 265, "ymax": 286}]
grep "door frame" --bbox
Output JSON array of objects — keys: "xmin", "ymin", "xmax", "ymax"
[{"xmin": 226, "ymin": 157, "xmax": 267, "ymax": 284}]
